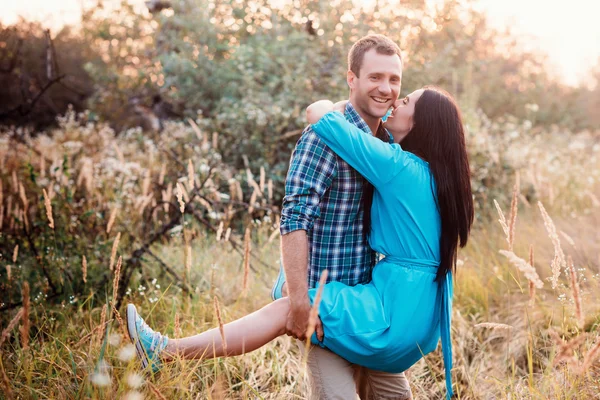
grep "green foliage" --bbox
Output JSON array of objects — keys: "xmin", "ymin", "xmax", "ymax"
[
  {"xmin": 75, "ymin": 0, "xmax": 597, "ymax": 177},
  {"xmin": 0, "ymin": 108, "xmax": 277, "ymax": 312}
]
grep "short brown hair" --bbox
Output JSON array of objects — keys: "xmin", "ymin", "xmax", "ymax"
[{"xmin": 348, "ymin": 34, "xmax": 402, "ymax": 77}]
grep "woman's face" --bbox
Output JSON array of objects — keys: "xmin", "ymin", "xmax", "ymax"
[{"xmin": 384, "ymin": 89, "xmax": 424, "ymax": 142}]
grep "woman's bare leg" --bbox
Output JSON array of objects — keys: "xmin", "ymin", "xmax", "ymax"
[{"xmin": 163, "ymin": 297, "xmax": 290, "ymax": 360}]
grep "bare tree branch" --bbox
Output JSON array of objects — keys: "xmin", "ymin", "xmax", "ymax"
[
  {"xmin": 145, "ymin": 249, "xmax": 192, "ymax": 294},
  {"xmin": 0, "ymin": 74, "xmax": 65, "ymax": 120}
]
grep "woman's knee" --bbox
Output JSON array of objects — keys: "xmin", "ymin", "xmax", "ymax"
[{"xmin": 272, "ymin": 297, "xmax": 291, "ymax": 315}]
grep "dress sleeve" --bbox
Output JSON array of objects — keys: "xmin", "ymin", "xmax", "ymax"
[
  {"xmin": 311, "ymin": 111, "xmax": 409, "ymax": 188},
  {"xmin": 280, "ymin": 126, "xmax": 337, "ymax": 235}
]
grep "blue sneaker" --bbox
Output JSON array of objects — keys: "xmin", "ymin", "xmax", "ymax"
[
  {"xmin": 126, "ymin": 304, "xmax": 168, "ymax": 373},
  {"xmin": 270, "ymin": 263, "xmax": 286, "ymax": 301}
]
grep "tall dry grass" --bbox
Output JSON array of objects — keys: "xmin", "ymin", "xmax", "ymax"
[{"xmin": 0, "ymin": 109, "xmax": 599, "ymax": 398}]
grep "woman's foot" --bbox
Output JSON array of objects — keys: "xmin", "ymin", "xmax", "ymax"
[
  {"xmin": 271, "ymin": 263, "xmax": 287, "ymax": 300},
  {"xmin": 126, "ymin": 304, "xmax": 169, "ymax": 373}
]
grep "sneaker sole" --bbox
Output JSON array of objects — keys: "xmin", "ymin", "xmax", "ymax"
[
  {"xmin": 271, "ymin": 269, "xmax": 285, "ymax": 301},
  {"xmin": 126, "ymin": 304, "xmax": 149, "ymax": 370}
]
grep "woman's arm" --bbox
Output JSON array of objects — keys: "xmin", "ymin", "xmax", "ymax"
[{"xmin": 311, "ymin": 111, "xmax": 410, "ymax": 188}]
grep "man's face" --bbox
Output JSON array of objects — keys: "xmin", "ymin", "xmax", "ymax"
[{"xmin": 347, "ymin": 49, "xmax": 402, "ymax": 121}]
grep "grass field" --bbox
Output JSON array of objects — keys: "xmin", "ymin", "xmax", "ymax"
[{"xmin": 1, "ymin": 116, "xmax": 599, "ymax": 399}]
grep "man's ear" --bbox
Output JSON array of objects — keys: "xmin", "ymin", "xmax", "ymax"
[{"xmin": 347, "ymin": 70, "xmax": 357, "ymax": 90}]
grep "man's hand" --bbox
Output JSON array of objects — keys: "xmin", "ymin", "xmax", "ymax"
[
  {"xmin": 286, "ymin": 298, "xmax": 311, "ymax": 340},
  {"xmin": 286, "ymin": 297, "xmax": 325, "ymax": 342}
]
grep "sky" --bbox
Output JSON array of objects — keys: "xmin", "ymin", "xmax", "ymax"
[{"xmin": 1, "ymin": 0, "xmax": 599, "ymax": 86}]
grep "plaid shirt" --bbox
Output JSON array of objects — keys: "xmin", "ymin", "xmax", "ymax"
[{"xmin": 280, "ymin": 103, "xmax": 392, "ymax": 288}]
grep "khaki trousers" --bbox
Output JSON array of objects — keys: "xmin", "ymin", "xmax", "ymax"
[{"xmin": 299, "ymin": 343, "xmax": 413, "ymax": 400}]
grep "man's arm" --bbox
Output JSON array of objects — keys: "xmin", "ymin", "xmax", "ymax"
[
  {"xmin": 280, "ymin": 230, "xmax": 313, "ymax": 340},
  {"xmin": 280, "ymin": 127, "xmax": 336, "ymax": 341}
]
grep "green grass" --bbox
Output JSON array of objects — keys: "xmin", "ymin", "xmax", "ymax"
[
  {"xmin": 2, "ymin": 201, "xmax": 599, "ymax": 399},
  {"xmin": 1, "ymin": 113, "xmax": 599, "ymax": 399}
]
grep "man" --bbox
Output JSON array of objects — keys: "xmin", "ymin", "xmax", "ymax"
[{"xmin": 277, "ymin": 34, "xmax": 413, "ymax": 400}]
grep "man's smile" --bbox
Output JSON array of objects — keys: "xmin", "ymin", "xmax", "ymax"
[{"xmin": 371, "ymin": 96, "xmax": 391, "ymax": 104}]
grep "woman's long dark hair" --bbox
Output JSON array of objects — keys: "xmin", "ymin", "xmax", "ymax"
[
  {"xmin": 364, "ymin": 86, "xmax": 474, "ymax": 282},
  {"xmin": 403, "ymin": 86, "xmax": 474, "ymax": 281}
]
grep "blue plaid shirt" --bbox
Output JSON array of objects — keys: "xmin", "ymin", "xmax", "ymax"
[{"xmin": 280, "ymin": 103, "xmax": 392, "ymax": 288}]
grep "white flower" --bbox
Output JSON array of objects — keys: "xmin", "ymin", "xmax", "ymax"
[
  {"xmin": 90, "ymin": 372, "xmax": 111, "ymax": 387},
  {"xmin": 118, "ymin": 344, "xmax": 136, "ymax": 362},
  {"xmin": 200, "ymin": 163, "xmax": 211, "ymax": 173},
  {"xmin": 525, "ymin": 103, "xmax": 539, "ymax": 112},
  {"xmin": 108, "ymin": 333, "xmax": 122, "ymax": 346},
  {"xmin": 126, "ymin": 372, "xmax": 145, "ymax": 389},
  {"xmin": 123, "ymin": 390, "xmax": 144, "ymax": 400}
]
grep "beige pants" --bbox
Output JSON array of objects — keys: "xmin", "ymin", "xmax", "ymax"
[{"xmin": 300, "ymin": 343, "xmax": 413, "ymax": 400}]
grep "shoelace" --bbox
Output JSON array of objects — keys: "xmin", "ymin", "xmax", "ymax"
[{"xmin": 138, "ymin": 317, "xmax": 168, "ymax": 353}]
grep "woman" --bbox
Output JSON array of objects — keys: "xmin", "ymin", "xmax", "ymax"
[{"xmin": 126, "ymin": 86, "xmax": 473, "ymax": 400}]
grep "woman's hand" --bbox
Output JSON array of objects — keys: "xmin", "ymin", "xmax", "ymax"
[
  {"xmin": 306, "ymin": 99, "xmax": 347, "ymax": 125},
  {"xmin": 332, "ymin": 100, "xmax": 348, "ymax": 114},
  {"xmin": 306, "ymin": 100, "xmax": 334, "ymax": 124}
]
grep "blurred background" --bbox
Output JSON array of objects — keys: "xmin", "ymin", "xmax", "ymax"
[{"xmin": 2, "ymin": 0, "xmax": 599, "ymax": 133}]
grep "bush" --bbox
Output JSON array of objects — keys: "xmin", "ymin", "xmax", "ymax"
[
  {"xmin": 0, "ymin": 108, "xmax": 278, "ymax": 312},
  {"xmin": 0, "ymin": 21, "xmax": 97, "ymax": 130}
]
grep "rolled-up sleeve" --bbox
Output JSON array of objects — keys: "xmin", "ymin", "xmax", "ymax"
[{"xmin": 280, "ymin": 127, "xmax": 337, "ymax": 235}]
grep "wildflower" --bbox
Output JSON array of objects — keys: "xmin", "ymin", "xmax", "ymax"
[
  {"xmin": 90, "ymin": 372, "xmax": 111, "ymax": 387},
  {"xmin": 507, "ymin": 173, "xmax": 519, "ymax": 250},
  {"xmin": 106, "ymin": 207, "xmax": 118, "ymax": 234},
  {"xmin": 499, "ymin": 250, "xmax": 544, "ymax": 289},
  {"xmin": 82, "ymin": 256, "xmax": 87, "ymax": 283},
  {"xmin": 567, "ymin": 256, "xmax": 584, "ymax": 327},
  {"xmin": 493, "ymin": 199, "xmax": 509, "ymax": 243},
  {"xmin": 97, "ymin": 304, "xmax": 107, "ymax": 344},
  {"xmin": 538, "ymin": 201, "xmax": 566, "ymax": 289},
  {"xmin": 242, "ymin": 226, "xmax": 251, "ymax": 293},
  {"xmin": 260, "ymin": 166, "xmax": 265, "ymax": 192},
  {"xmin": 109, "ymin": 233, "xmax": 121, "ymax": 271},
  {"xmin": 108, "ymin": 332, "xmax": 122, "ymax": 347},
  {"xmin": 187, "ymin": 159, "xmax": 195, "ymax": 189},
  {"xmin": 20, "ymin": 282, "xmax": 30, "ymax": 350},
  {"xmin": 126, "ymin": 372, "xmax": 144, "ymax": 389},
  {"xmin": 528, "ymin": 245, "xmax": 535, "ymax": 306},
  {"xmin": 42, "ymin": 188, "xmax": 54, "ymax": 229},
  {"xmin": 213, "ymin": 296, "xmax": 227, "ymax": 354},
  {"xmin": 176, "ymin": 182, "xmax": 185, "ymax": 213},
  {"xmin": 123, "ymin": 391, "xmax": 143, "ymax": 400},
  {"xmin": 118, "ymin": 344, "xmax": 136, "ymax": 362},
  {"xmin": 307, "ymin": 270, "xmax": 329, "ymax": 341},
  {"xmin": 216, "ymin": 221, "xmax": 224, "ymax": 241},
  {"xmin": 475, "ymin": 322, "xmax": 514, "ymax": 331}
]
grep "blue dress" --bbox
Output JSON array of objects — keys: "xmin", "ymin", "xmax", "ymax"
[{"xmin": 306, "ymin": 111, "xmax": 454, "ymax": 399}]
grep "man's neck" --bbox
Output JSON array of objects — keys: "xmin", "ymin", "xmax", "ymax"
[
  {"xmin": 347, "ymin": 100, "xmax": 382, "ymax": 136},
  {"xmin": 365, "ymin": 118, "xmax": 381, "ymax": 137}
]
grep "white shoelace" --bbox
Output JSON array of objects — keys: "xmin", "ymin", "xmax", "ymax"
[{"xmin": 138, "ymin": 317, "xmax": 167, "ymax": 352}]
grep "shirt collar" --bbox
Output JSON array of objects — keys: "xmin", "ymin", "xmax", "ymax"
[{"xmin": 345, "ymin": 102, "xmax": 394, "ymax": 144}]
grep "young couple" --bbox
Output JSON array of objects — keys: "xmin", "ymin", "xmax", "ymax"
[{"xmin": 125, "ymin": 34, "xmax": 474, "ymax": 400}]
